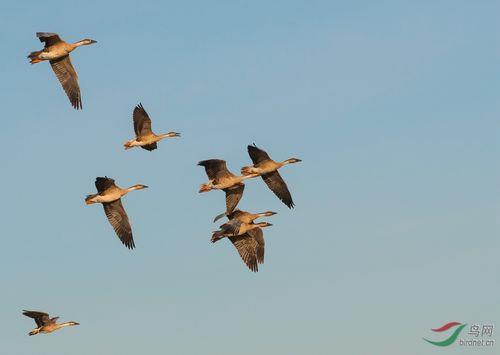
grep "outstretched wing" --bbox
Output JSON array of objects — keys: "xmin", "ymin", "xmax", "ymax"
[
  {"xmin": 223, "ymin": 185, "xmax": 244, "ymax": 215},
  {"xmin": 248, "ymin": 228, "xmax": 265, "ymax": 264},
  {"xmin": 102, "ymin": 199, "xmax": 135, "ymax": 249},
  {"xmin": 36, "ymin": 32, "xmax": 62, "ymax": 47},
  {"xmin": 262, "ymin": 171, "xmax": 294, "ymax": 208},
  {"xmin": 198, "ymin": 159, "xmax": 233, "ymax": 181},
  {"xmin": 22, "ymin": 310, "xmax": 52, "ymax": 327},
  {"xmin": 49, "ymin": 55, "xmax": 82, "ymax": 109},
  {"xmin": 229, "ymin": 232, "xmax": 260, "ymax": 272},
  {"xmin": 247, "ymin": 144, "xmax": 272, "ymax": 164},
  {"xmin": 95, "ymin": 176, "xmax": 116, "ymax": 193},
  {"xmin": 133, "ymin": 103, "xmax": 153, "ymax": 136}
]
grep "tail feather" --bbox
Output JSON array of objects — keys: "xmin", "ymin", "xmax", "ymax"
[
  {"xmin": 211, "ymin": 231, "xmax": 225, "ymax": 243},
  {"xmin": 124, "ymin": 140, "xmax": 134, "ymax": 150},
  {"xmin": 199, "ymin": 184, "xmax": 212, "ymax": 193},
  {"xmin": 28, "ymin": 50, "xmax": 42, "ymax": 59},
  {"xmin": 85, "ymin": 194, "xmax": 97, "ymax": 205},
  {"xmin": 241, "ymin": 166, "xmax": 254, "ymax": 175},
  {"xmin": 28, "ymin": 51, "xmax": 44, "ymax": 64}
]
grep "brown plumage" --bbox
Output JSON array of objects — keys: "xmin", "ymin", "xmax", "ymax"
[
  {"xmin": 211, "ymin": 210, "xmax": 275, "ymax": 272},
  {"xmin": 226, "ymin": 209, "xmax": 277, "ymax": 224},
  {"xmin": 85, "ymin": 177, "xmax": 148, "ymax": 249},
  {"xmin": 124, "ymin": 103, "xmax": 180, "ymax": 151},
  {"xmin": 224, "ymin": 185, "xmax": 245, "ymax": 218},
  {"xmin": 103, "ymin": 199, "xmax": 133, "ymax": 249},
  {"xmin": 229, "ymin": 228, "xmax": 265, "ymax": 272},
  {"xmin": 50, "ymin": 56, "xmax": 81, "ymax": 109},
  {"xmin": 198, "ymin": 159, "xmax": 258, "ymax": 217},
  {"xmin": 22, "ymin": 310, "xmax": 79, "ymax": 336},
  {"xmin": 28, "ymin": 32, "xmax": 97, "ymax": 109},
  {"xmin": 241, "ymin": 144, "xmax": 301, "ymax": 208}
]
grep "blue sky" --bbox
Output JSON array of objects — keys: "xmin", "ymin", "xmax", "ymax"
[{"xmin": 1, "ymin": 1, "xmax": 499, "ymax": 354}]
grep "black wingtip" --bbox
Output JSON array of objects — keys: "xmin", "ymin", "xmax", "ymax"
[
  {"xmin": 134, "ymin": 103, "xmax": 145, "ymax": 112},
  {"xmin": 213, "ymin": 212, "xmax": 227, "ymax": 223},
  {"xmin": 72, "ymin": 102, "xmax": 82, "ymax": 110},
  {"xmin": 124, "ymin": 240, "xmax": 136, "ymax": 250}
]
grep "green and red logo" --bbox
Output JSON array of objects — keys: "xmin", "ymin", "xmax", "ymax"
[{"xmin": 423, "ymin": 322, "xmax": 467, "ymax": 347}]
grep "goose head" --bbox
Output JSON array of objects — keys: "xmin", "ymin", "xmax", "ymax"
[
  {"xmin": 163, "ymin": 132, "xmax": 181, "ymax": 138},
  {"xmin": 81, "ymin": 39, "xmax": 97, "ymax": 45},
  {"xmin": 132, "ymin": 184, "xmax": 148, "ymax": 190},
  {"xmin": 256, "ymin": 222, "xmax": 273, "ymax": 228},
  {"xmin": 127, "ymin": 184, "xmax": 148, "ymax": 192},
  {"xmin": 284, "ymin": 158, "xmax": 302, "ymax": 164}
]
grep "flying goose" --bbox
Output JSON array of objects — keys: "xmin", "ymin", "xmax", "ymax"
[
  {"xmin": 241, "ymin": 144, "xmax": 301, "ymax": 208},
  {"xmin": 211, "ymin": 214, "xmax": 273, "ymax": 272},
  {"xmin": 198, "ymin": 159, "xmax": 258, "ymax": 217},
  {"xmin": 213, "ymin": 204, "xmax": 277, "ymax": 222},
  {"xmin": 28, "ymin": 32, "xmax": 96, "ymax": 109},
  {"xmin": 124, "ymin": 103, "xmax": 180, "ymax": 151},
  {"xmin": 23, "ymin": 310, "xmax": 79, "ymax": 336},
  {"xmin": 85, "ymin": 177, "xmax": 148, "ymax": 249}
]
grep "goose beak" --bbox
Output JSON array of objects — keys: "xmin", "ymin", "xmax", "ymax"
[{"xmin": 90, "ymin": 40, "xmax": 97, "ymax": 44}]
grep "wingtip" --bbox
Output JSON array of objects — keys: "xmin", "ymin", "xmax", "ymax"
[
  {"xmin": 213, "ymin": 212, "xmax": 226, "ymax": 223},
  {"xmin": 71, "ymin": 100, "xmax": 82, "ymax": 110}
]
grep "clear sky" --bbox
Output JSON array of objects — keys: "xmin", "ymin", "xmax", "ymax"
[{"xmin": 1, "ymin": 1, "xmax": 499, "ymax": 354}]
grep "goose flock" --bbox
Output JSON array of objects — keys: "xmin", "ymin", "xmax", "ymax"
[{"xmin": 23, "ymin": 32, "xmax": 301, "ymax": 336}]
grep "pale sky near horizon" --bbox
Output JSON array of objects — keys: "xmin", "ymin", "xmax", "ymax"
[{"xmin": 1, "ymin": 1, "xmax": 499, "ymax": 354}]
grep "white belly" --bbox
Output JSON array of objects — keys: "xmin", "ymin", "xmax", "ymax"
[
  {"xmin": 39, "ymin": 49, "xmax": 69, "ymax": 60},
  {"xmin": 93, "ymin": 194, "xmax": 120, "ymax": 203},
  {"xmin": 216, "ymin": 180, "xmax": 240, "ymax": 190}
]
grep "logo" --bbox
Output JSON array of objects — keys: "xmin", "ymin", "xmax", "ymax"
[
  {"xmin": 423, "ymin": 322, "xmax": 467, "ymax": 347},
  {"xmin": 423, "ymin": 322, "xmax": 495, "ymax": 347}
]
